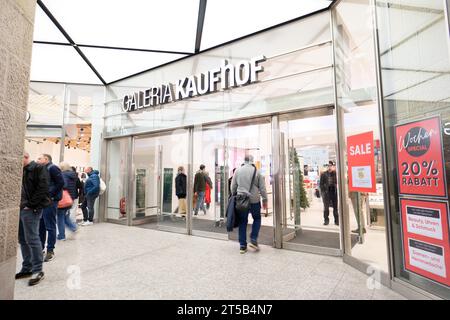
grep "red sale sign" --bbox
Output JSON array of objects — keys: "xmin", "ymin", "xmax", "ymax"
[
  {"xmin": 400, "ymin": 198, "xmax": 450, "ymax": 286},
  {"xmin": 347, "ymin": 131, "xmax": 376, "ymax": 193},
  {"xmin": 395, "ymin": 117, "xmax": 447, "ymax": 197}
]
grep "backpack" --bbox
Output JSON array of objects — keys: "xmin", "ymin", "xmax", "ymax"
[{"xmin": 99, "ymin": 178, "xmax": 107, "ymax": 195}]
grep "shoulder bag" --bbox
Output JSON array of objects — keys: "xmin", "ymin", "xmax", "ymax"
[{"xmin": 235, "ymin": 166, "xmax": 257, "ymax": 212}]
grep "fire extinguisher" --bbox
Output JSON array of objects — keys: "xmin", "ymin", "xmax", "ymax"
[{"xmin": 119, "ymin": 197, "xmax": 126, "ymax": 217}]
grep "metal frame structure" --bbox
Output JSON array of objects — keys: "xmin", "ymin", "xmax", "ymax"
[
  {"xmin": 35, "ymin": 0, "xmax": 336, "ymax": 85},
  {"xmin": 32, "ymin": 0, "xmax": 450, "ymax": 300}
]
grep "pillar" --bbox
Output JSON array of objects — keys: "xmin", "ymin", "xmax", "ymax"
[{"xmin": 0, "ymin": 0, "xmax": 37, "ymax": 300}]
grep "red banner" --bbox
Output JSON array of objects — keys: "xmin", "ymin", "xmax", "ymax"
[
  {"xmin": 400, "ymin": 198, "xmax": 450, "ymax": 286},
  {"xmin": 395, "ymin": 117, "xmax": 447, "ymax": 197},
  {"xmin": 347, "ymin": 131, "xmax": 376, "ymax": 193}
]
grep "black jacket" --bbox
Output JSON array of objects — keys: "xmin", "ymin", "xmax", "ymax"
[
  {"xmin": 21, "ymin": 161, "xmax": 51, "ymax": 210},
  {"xmin": 319, "ymin": 170, "xmax": 337, "ymax": 196},
  {"xmin": 45, "ymin": 162, "xmax": 64, "ymax": 201},
  {"xmin": 175, "ymin": 173, "xmax": 187, "ymax": 198},
  {"xmin": 62, "ymin": 171, "xmax": 78, "ymax": 200},
  {"xmin": 193, "ymin": 171, "xmax": 206, "ymax": 193}
]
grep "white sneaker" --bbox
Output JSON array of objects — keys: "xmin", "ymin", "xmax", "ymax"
[{"xmin": 81, "ymin": 221, "xmax": 92, "ymax": 226}]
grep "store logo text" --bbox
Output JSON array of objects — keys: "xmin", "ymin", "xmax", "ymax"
[{"xmin": 122, "ymin": 56, "xmax": 266, "ymax": 113}]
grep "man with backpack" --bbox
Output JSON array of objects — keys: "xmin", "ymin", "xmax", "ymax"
[
  {"xmin": 231, "ymin": 155, "xmax": 268, "ymax": 254},
  {"xmin": 81, "ymin": 167, "xmax": 102, "ymax": 226}
]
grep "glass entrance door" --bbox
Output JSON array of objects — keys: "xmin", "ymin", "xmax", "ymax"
[
  {"xmin": 279, "ymin": 108, "xmax": 342, "ymax": 254},
  {"xmin": 191, "ymin": 118, "xmax": 273, "ymax": 243},
  {"xmin": 132, "ymin": 130, "xmax": 189, "ymax": 233}
]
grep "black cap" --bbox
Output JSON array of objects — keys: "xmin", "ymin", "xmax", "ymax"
[{"xmin": 329, "ymin": 160, "xmax": 335, "ymax": 166}]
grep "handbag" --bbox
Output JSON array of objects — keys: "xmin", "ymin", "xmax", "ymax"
[
  {"xmin": 235, "ymin": 166, "xmax": 257, "ymax": 212},
  {"xmin": 58, "ymin": 190, "xmax": 73, "ymax": 209}
]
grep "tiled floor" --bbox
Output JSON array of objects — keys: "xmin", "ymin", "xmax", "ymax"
[{"xmin": 14, "ymin": 223, "xmax": 405, "ymax": 300}]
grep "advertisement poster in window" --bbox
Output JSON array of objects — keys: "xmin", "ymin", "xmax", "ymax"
[
  {"xmin": 400, "ymin": 198, "xmax": 450, "ymax": 286},
  {"xmin": 347, "ymin": 131, "xmax": 376, "ymax": 193},
  {"xmin": 395, "ymin": 116, "xmax": 447, "ymax": 198}
]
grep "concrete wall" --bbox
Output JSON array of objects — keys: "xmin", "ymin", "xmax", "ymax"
[{"xmin": 0, "ymin": 0, "xmax": 36, "ymax": 300}]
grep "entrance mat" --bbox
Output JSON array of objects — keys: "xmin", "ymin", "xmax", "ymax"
[
  {"xmin": 228, "ymin": 225, "xmax": 289, "ymax": 246},
  {"xmin": 192, "ymin": 217, "xmax": 228, "ymax": 234},
  {"xmin": 286, "ymin": 229, "xmax": 358, "ymax": 249}
]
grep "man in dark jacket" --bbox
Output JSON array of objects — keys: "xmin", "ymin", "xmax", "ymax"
[
  {"xmin": 37, "ymin": 154, "xmax": 64, "ymax": 262},
  {"xmin": 175, "ymin": 166, "xmax": 187, "ymax": 215},
  {"xmin": 16, "ymin": 152, "xmax": 50, "ymax": 286},
  {"xmin": 81, "ymin": 167, "xmax": 100, "ymax": 225},
  {"xmin": 319, "ymin": 160, "xmax": 339, "ymax": 226},
  {"xmin": 193, "ymin": 164, "xmax": 207, "ymax": 215}
]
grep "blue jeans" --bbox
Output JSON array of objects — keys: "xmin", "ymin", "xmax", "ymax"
[
  {"xmin": 57, "ymin": 208, "xmax": 77, "ymax": 240},
  {"xmin": 194, "ymin": 191, "xmax": 206, "ymax": 214},
  {"xmin": 40, "ymin": 201, "xmax": 57, "ymax": 252},
  {"xmin": 81, "ymin": 195, "xmax": 97, "ymax": 222},
  {"xmin": 238, "ymin": 202, "xmax": 262, "ymax": 248},
  {"xmin": 18, "ymin": 209, "xmax": 43, "ymax": 274}
]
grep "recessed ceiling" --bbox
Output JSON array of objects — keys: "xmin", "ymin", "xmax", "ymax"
[{"xmin": 31, "ymin": 0, "xmax": 334, "ymax": 85}]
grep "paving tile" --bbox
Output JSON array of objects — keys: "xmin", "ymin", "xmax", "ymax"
[{"xmin": 14, "ymin": 223, "xmax": 405, "ymax": 300}]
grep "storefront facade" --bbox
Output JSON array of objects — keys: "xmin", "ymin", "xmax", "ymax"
[{"xmin": 28, "ymin": 0, "xmax": 450, "ymax": 299}]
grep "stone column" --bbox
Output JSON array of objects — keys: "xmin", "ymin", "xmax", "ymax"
[{"xmin": 0, "ymin": 0, "xmax": 36, "ymax": 300}]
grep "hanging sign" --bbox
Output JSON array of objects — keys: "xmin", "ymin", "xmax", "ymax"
[
  {"xmin": 400, "ymin": 198, "xmax": 450, "ymax": 286},
  {"xmin": 395, "ymin": 116, "xmax": 447, "ymax": 198},
  {"xmin": 347, "ymin": 131, "xmax": 376, "ymax": 193}
]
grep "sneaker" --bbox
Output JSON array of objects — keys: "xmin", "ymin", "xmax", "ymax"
[
  {"xmin": 81, "ymin": 221, "xmax": 93, "ymax": 226},
  {"xmin": 323, "ymin": 220, "xmax": 330, "ymax": 226},
  {"xmin": 28, "ymin": 272, "xmax": 45, "ymax": 286},
  {"xmin": 15, "ymin": 271, "xmax": 32, "ymax": 279},
  {"xmin": 352, "ymin": 228, "xmax": 367, "ymax": 234},
  {"xmin": 240, "ymin": 246, "xmax": 247, "ymax": 254},
  {"xmin": 249, "ymin": 241, "xmax": 260, "ymax": 251},
  {"xmin": 44, "ymin": 251, "xmax": 54, "ymax": 262}
]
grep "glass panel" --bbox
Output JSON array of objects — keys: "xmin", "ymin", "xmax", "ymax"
[
  {"xmin": 333, "ymin": 0, "xmax": 389, "ymax": 272},
  {"xmin": 192, "ymin": 118, "xmax": 273, "ymax": 241},
  {"xmin": 192, "ymin": 124, "xmax": 228, "ymax": 236},
  {"xmin": 42, "ymin": 0, "xmax": 199, "ymax": 52},
  {"xmin": 80, "ymin": 47, "xmax": 186, "ymax": 83},
  {"xmin": 132, "ymin": 130, "xmax": 189, "ymax": 232},
  {"xmin": 201, "ymin": 0, "xmax": 332, "ymax": 50},
  {"xmin": 106, "ymin": 138, "xmax": 128, "ymax": 221},
  {"xmin": 376, "ymin": 0, "xmax": 450, "ymax": 298},
  {"xmin": 105, "ymin": 10, "xmax": 331, "ymax": 103},
  {"xmin": 280, "ymin": 109, "xmax": 340, "ymax": 250},
  {"xmin": 30, "ymin": 44, "xmax": 102, "ymax": 84},
  {"xmin": 28, "ymin": 82, "xmax": 64, "ymax": 126},
  {"xmin": 63, "ymin": 84, "xmax": 104, "ymax": 171},
  {"xmin": 104, "ymin": 67, "xmax": 334, "ymax": 137},
  {"xmin": 33, "ymin": 6, "xmax": 69, "ymax": 43}
]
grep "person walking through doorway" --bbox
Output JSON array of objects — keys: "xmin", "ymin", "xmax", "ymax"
[
  {"xmin": 81, "ymin": 167, "xmax": 100, "ymax": 225},
  {"xmin": 175, "ymin": 166, "xmax": 187, "ymax": 215},
  {"xmin": 205, "ymin": 171, "xmax": 213, "ymax": 210},
  {"xmin": 16, "ymin": 152, "xmax": 51, "ymax": 286},
  {"xmin": 193, "ymin": 164, "xmax": 207, "ymax": 215},
  {"xmin": 319, "ymin": 160, "xmax": 339, "ymax": 226},
  {"xmin": 37, "ymin": 154, "xmax": 64, "ymax": 262},
  {"xmin": 231, "ymin": 155, "xmax": 268, "ymax": 254}
]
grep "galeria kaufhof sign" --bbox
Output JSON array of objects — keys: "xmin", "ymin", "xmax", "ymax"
[{"xmin": 122, "ymin": 56, "xmax": 266, "ymax": 113}]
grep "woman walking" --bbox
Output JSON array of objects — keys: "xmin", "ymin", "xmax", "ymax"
[{"xmin": 57, "ymin": 162, "xmax": 78, "ymax": 240}]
